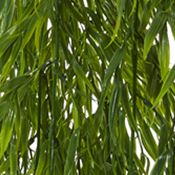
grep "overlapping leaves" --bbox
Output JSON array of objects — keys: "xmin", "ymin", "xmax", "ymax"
[{"xmin": 0, "ymin": 0, "xmax": 175, "ymax": 174}]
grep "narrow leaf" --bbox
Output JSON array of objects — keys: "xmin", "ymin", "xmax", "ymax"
[
  {"xmin": 122, "ymin": 85, "xmax": 137, "ymax": 130},
  {"xmin": 72, "ymin": 59, "xmax": 95, "ymax": 93},
  {"xmin": 143, "ymin": 13, "xmax": 167, "ymax": 59},
  {"xmin": 10, "ymin": 142, "xmax": 17, "ymax": 175},
  {"xmin": 107, "ymin": 0, "xmax": 125, "ymax": 46},
  {"xmin": 0, "ymin": 75, "xmax": 31, "ymax": 94},
  {"xmin": 64, "ymin": 129, "xmax": 80, "ymax": 175},
  {"xmin": 103, "ymin": 48, "xmax": 124, "ymax": 88},
  {"xmin": 141, "ymin": 122, "xmax": 157, "ymax": 160},
  {"xmin": 158, "ymin": 26, "xmax": 170, "ymax": 79},
  {"xmin": 153, "ymin": 65, "xmax": 175, "ymax": 108},
  {"xmin": 0, "ymin": 115, "xmax": 14, "ymax": 159},
  {"xmin": 150, "ymin": 153, "xmax": 166, "ymax": 175},
  {"xmin": 72, "ymin": 100, "xmax": 79, "ymax": 130}
]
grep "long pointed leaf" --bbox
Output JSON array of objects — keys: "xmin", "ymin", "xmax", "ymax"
[
  {"xmin": 143, "ymin": 13, "xmax": 167, "ymax": 59},
  {"xmin": 153, "ymin": 65, "xmax": 175, "ymax": 108}
]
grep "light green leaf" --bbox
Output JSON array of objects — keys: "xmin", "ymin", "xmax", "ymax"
[
  {"xmin": 0, "ymin": 115, "xmax": 14, "ymax": 159},
  {"xmin": 107, "ymin": 0, "xmax": 125, "ymax": 46},
  {"xmin": 0, "ymin": 101, "xmax": 10, "ymax": 119},
  {"xmin": 72, "ymin": 100, "xmax": 79, "ymax": 130},
  {"xmin": 129, "ymin": 0, "xmax": 137, "ymax": 17},
  {"xmin": 35, "ymin": 16, "xmax": 46, "ymax": 54},
  {"xmin": 21, "ymin": 16, "xmax": 37, "ymax": 49},
  {"xmin": 158, "ymin": 27, "xmax": 170, "ymax": 79}
]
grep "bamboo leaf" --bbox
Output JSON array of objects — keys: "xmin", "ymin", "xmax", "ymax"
[
  {"xmin": 64, "ymin": 129, "xmax": 80, "ymax": 175},
  {"xmin": 122, "ymin": 84, "xmax": 137, "ymax": 130},
  {"xmin": 0, "ymin": 1, "xmax": 174, "ymax": 174},
  {"xmin": 0, "ymin": 32, "xmax": 19, "ymax": 58},
  {"xmin": 129, "ymin": 0, "xmax": 137, "ymax": 17},
  {"xmin": 0, "ymin": 115, "xmax": 14, "ymax": 159},
  {"xmin": 72, "ymin": 99, "xmax": 79, "ymax": 130},
  {"xmin": 35, "ymin": 17, "xmax": 46, "ymax": 54},
  {"xmin": 21, "ymin": 16, "xmax": 37, "ymax": 49},
  {"xmin": 143, "ymin": 13, "xmax": 167, "ymax": 59},
  {"xmin": 0, "ymin": 101, "xmax": 10, "ymax": 119},
  {"xmin": 158, "ymin": 26, "xmax": 170, "ymax": 79},
  {"xmin": 103, "ymin": 48, "xmax": 124, "ymax": 88},
  {"xmin": 108, "ymin": 82, "xmax": 119, "ymax": 143},
  {"xmin": 107, "ymin": 0, "xmax": 125, "ymax": 46},
  {"xmin": 72, "ymin": 59, "xmax": 95, "ymax": 93},
  {"xmin": 10, "ymin": 142, "xmax": 17, "ymax": 175},
  {"xmin": 0, "ymin": 37, "xmax": 22, "ymax": 81},
  {"xmin": 158, "ymin": 123, "xmax": 168, "ymax": 155},
  {"xmin": 0, "ymin": 75, "xmax": 31, "ymax": 94},
  {"xmin": 35, "ymin": 142, "xmax": 47, "ymax": 175},
  {"xmin": 141, "ymin": 122, "xmax": 158, "ymax": 160},
  {"xmin": 150, "ymin": 153, "xmax": 166, "ymax": 175},
  {"xmin": 153, "ymin": 65, "xmax": 175, "ymax": 108}
]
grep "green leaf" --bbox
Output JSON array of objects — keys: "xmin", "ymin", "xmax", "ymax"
[
  {"xmin": 72, "ymin": 99, "xmax": 79, "ymax": 130},
  {"xmin": 134, "ymin": 154, "xmax": 146, "ymax": 174},
  {"xmin": 0, "ymin": 31, "xmax": 19, "ymax": 58},
  {"xmin": 129, "ymin": 0, "xmax": 137, "ymax": 17},
  {"xmin": 0, "ymin": 1, "xmax": 174, "ymax": 174},
  {"xmin": 21, "ymin": 16, "xmax": 37, "ymax": 49},
  {"xmin": 122, "ymin": 84, "xmax": 137, "ymax": 130},
  {"xmin": 0, "ymin": 75, "xmax": 31, "ymax": 94},
  {"xmin": 0, "ymin": 115, "xmax": 14, "ymax": 159},
  {"xmin": 20, "ymin": 115, "xmax": 30, "ymax": 156},
  {"xmin": 0, "ymin": 37, "xmax": 22, "ymax": 81},
  {"xmin": 143, "ymin": 13, "xmax": 167, "ymax": 59},
  {"xmin": 72, "ymin": 59, "xmax": 95, "ymax": 93},
  {"xmin": 150, "ymin": 153, "xmax": 166, "ymax": 175},
  {"xmin": 10, "ymin": 142, "xmax": 17, "ymax": 175},
  {"xmin": 107, "ymin": 0, "xmax": 125, "ymax": 46},
  {"xmin": 168, "ymin": 10, "xmax": 175, "ymax": 39},
  {"xmin": 153, "ymin": 65, "xmax": 175, "ymax": 108},
  {"xmin": 0, "ymin": 101, "xmax": 10, "ymax": 119},
  {"xmin": 158, "ymin": 123, "xmax": 168, "ymax": 155},
  {"xmin": 64, "ymin": 129, "xmax": 80, "ymax": 175},
  {"xmin": 35, "ymin": 17, "xmax": 46, "ymax": 54},
  {"xmin": 108, "ymin": 82, "xmax": 119, "ymax": 143},
  {"xmin": 158, "ymin": 26, "xmax": 170, "ymax": 79},
  {"xmin": 35, "ymin": 142, "xmax": 47, "ymax": 175},
  {"xmin": 103, "ymin": 48, "xmax": 124, "ymax": 88},
  {"xmin": 141, "ymin": 122, "xmax": 157, "ymax": 160}
]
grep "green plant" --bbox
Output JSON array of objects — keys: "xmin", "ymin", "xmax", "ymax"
[{"xmin": 0, "ymin": 0, "xmax": 175, "ymax": 174}]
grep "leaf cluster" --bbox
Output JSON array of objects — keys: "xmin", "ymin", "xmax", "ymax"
[{"xmin": 0, "ymin": 0, "xmax": 175, "ymax": 174}]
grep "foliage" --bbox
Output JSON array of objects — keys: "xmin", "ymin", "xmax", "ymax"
[{"xmin": 0, "ymin": 0, "xmax": 175, "ymax": 174}]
